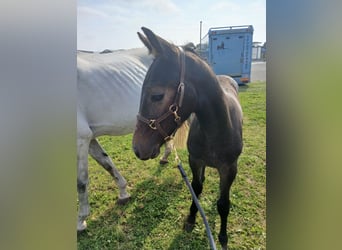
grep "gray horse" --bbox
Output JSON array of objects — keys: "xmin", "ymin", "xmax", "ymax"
[{"xmin": 77, "ymin": 48, "xmax": 186, "ymax": 231}]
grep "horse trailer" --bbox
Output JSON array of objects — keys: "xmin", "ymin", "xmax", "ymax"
[{"xmin": 200, "ymin": 25, "xmax": 254, "ymax": 85}]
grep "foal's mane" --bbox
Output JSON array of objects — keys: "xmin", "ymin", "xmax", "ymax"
[
  {"xmin": 181, "ymin": 43, "xmax": 211, "ymax": 69},
  {"xmin": 181, "ymin": 43, "xmax": 196, "ymax": 53}
]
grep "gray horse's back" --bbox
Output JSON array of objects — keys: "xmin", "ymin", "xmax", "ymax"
[
  {"xmin": 77, "ymin": 48, "xmax": 152, "ymax": 137},
  {"xmin": 216, "ymin": 75, "xmax": 239, "ymax": 97}
]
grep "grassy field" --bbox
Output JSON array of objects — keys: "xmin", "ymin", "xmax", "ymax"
[{"xmin": 77, "ymin": 81, "xmax": 266, "ymax": 250}]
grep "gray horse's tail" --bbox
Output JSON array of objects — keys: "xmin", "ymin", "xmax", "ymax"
[{"xmin": 173, "ymin": 119, "xmax": 190, "ymax": 149}]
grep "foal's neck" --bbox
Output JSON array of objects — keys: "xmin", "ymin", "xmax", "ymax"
[{"xmin": 189, "ymin": 60, "xmax": 229, "ymax": 139}]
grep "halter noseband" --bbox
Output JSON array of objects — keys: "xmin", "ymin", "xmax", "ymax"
[{"xmin": 137, "ymin": 47, "xmax": 185, "ymax": 141}]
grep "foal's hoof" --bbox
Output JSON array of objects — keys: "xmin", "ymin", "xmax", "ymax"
[
  {"xmin": 117, "ymin": 196, "xmax": 131, "ymax": 205},
  {"xmin": 219, "ymin": 234, "xmax": 228, "ymax": 250},
  {"xmin": 184, "ymin": 215, "xmax": 196, "ymax": 232},
  {"xmin": 184, "ymin": 221, "xmax": 195, "ymax": 232},
  {"xmin": 159, "ymin": 159, "xmax": 169, "ymax": 165}
]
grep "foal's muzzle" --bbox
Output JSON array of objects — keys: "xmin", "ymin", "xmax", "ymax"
[{"xmin": 132, "ymin": 125, "xmax": 162, "ymax": 160}]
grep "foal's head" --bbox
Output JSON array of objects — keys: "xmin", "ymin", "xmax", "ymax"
[{"xmin": 132, "ymin": 27, "xmax": 196, "ymax": 160}]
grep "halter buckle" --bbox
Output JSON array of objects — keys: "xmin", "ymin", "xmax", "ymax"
[
  {"xmin": 148, "ymin": 119, "xmax": 157, "ymax": 130},
  {"xmin": 169, "ymin": 104, "xmax": 181, "ymax": 122}
]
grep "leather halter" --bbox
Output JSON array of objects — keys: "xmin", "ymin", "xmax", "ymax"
[{"xmin": 137, "ymin": 47, "xmax": 185, "ymax": 141}]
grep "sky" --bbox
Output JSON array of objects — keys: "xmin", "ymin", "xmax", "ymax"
[{"xmin": 77, "ymin": 0, "xmax": 265, "ymax": 51}]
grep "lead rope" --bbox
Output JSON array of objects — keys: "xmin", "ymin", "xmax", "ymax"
[{"xmin": 172, "ymin": 146, "xmax": 217, "ymax": 250}]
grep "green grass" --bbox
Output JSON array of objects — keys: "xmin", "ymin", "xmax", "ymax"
[{"xmin": 77, "ymin": 82, "xmax": 266, "ymax": 250}]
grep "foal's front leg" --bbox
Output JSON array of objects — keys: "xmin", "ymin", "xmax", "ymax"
[
  {"xmin": 88, "ymin": 139, "xmax": 130, "ymax": 204},
  {"xmin": 184, "ymin": 155, "xmax": 206, "ymax": 231}
]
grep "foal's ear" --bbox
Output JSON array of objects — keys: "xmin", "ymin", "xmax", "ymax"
[
  {"xmin": 140, "ymin": 27, "xmax": 175, "ymax": 58},
  {"xmin": 137, "ymin": 32, "xmax": 154, "ymax": 55}
]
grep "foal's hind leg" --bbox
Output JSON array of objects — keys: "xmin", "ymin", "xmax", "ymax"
[
  {"xmin": 217, "ymin": 161, "xmax": 237, "ymax": 250},
  {"xmin": 89, "ymin": 139, "xmax": 130, "ymax": 204},
  {"xmin": 184, "ymin": 155, "xmax": 206, "ymax": 231}
]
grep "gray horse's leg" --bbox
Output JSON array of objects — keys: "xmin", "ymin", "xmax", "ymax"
[
  {"xmin": 89, "ymin": 139, "xmax": 130, "ymax": 204},
  {"xmin": 77, "ymin": 136, "xmax": 91, "ymax": 231},
  {"xmin": 159, "ymin": 139, "xmax": 174, "ymax": 164}
]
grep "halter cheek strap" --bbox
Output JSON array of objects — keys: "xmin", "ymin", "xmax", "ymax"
[{"xmin": 137, "ymin": 47, "xmax": 185, "ymax": 141}]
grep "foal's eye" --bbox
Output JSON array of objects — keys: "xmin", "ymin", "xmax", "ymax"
[{"xmin": 151, "ymin": 94, "xmax": 164, "ymax": 102}]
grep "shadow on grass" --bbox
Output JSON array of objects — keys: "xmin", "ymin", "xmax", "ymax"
[
  {"xmin": 167, "ymin": 184, "xmax": 244, "ymax": 250},
  {"xmin": 77, "ymin": 164, "xmax": 184, "ymax": 249},
  {"xmin": 166, "ymin": 181, "xmax": 219, "ymax": 250},
  {"xmin": 238, "ymin": 83, "xmax": 250, "ymax": 92},
  {"xmin": 78, "ymin": 150, "xmax": 252, "ymax": 249}
]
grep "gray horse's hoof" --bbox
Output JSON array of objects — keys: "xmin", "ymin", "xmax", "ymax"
[
  {"xmin": 159, "ymin": 159, "xmax": 169, "ymax": 165},
  {"xmin": 77, "ymin": 220, "xmax": 87, "ymax": 232},
  {"xmin": 117, "ymin": 196, "xmax": 130, "ymax": 205}
]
